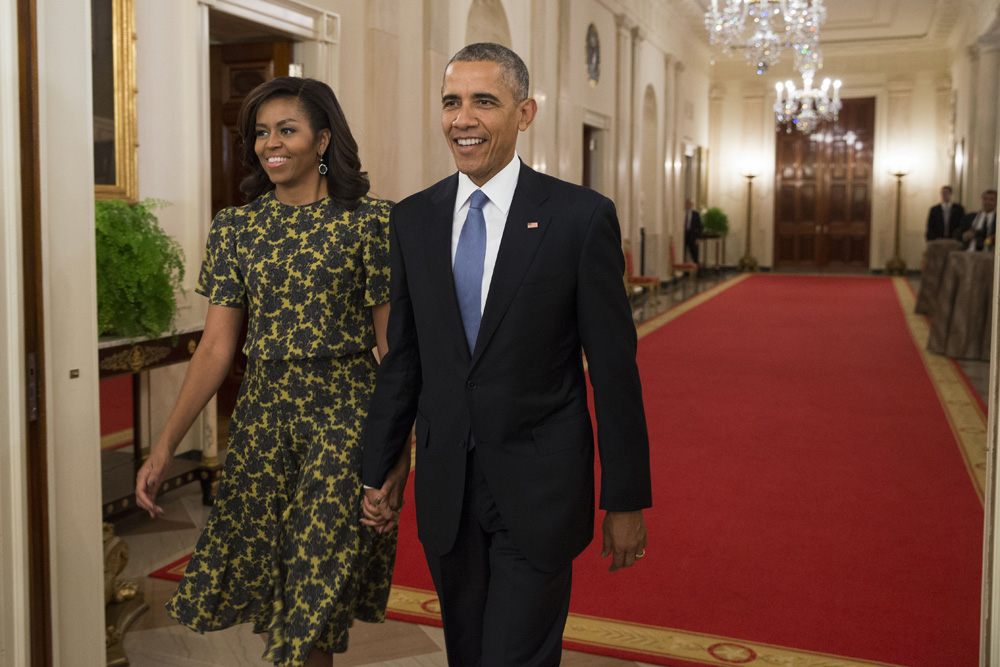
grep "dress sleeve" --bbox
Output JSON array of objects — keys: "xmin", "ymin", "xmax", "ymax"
[
  {"xmin": 362, "ymin": 200, "xmax": 392, "ymax": 307},
  {"xmin": 195, "ymin": 207, "xmax": 246, "ymax": 308}
]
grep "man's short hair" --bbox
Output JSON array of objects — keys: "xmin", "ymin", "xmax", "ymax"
[
  {"xmin": 985, "ymin": 189, "xmax": 998, "ymax": 196},
  {"xmin": 941, "ymin": 185, "xmax": 953, "ymax": 193},
  {"xmin": 447, "ymin": 42, "xmax": 530, "ymax": 102}
]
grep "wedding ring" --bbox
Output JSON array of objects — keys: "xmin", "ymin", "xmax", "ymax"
[
  {"xmin": 373, "ymin": 496, "xmax": 383, "ymax": 506},
  {"xmin": 635, "ymin": 550, "xmax": 645, "ymax": 559}
]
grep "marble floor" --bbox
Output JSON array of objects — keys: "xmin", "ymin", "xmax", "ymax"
[{"xmin": 113, "ymin": 269, "xmax": 988, "ymax": 666}]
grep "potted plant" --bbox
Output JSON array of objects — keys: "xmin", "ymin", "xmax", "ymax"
[
  {"xmin": 95, "ymin": 198, "xmax": 185, "ymax": 339},
  {"xmin": 702, "ymin": 206, "xmax": 730, "ymax": 236}
]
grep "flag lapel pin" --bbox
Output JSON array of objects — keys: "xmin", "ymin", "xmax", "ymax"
[{"xmin": 527, "ymin": 222, "xmax": 539, "ymax": 229}]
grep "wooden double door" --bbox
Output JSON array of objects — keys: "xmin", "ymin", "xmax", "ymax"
[{"xmin": 773, "ymin": 97, "xmax": 875, "ymax": 270}]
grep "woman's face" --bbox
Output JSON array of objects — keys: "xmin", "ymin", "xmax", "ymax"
[{"xmin": 254, "ymin": 96, "xmax": 331, "ymax": 193}]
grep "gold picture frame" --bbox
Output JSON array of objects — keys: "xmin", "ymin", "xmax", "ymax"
[{"xmin": 93, "ymin": 0, "xmax": 138, "ymax": 203}]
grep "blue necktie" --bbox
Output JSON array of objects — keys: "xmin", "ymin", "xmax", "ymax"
[{"xmin": 454, "ymin": 190, "xmax": 489, "ymax": 353}]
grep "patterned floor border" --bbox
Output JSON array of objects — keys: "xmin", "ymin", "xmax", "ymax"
[
  {"xmin": 386, "ymin": 585, "xmax": 905, "ymax": 667},
  {"xmin": 891, "ymin": 276, "xmax": 987, "ymax": 502},
  {"xmin": 388, "ymin": 273, "xmax": 921, "ymax": 667}
]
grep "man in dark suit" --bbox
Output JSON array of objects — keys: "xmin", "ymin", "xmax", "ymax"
[
  {"xmin": 361, "ymin": 43, "xmax": 652, "ymax": 666},
  {"xmin": 683, "ymin": 198, "xmax": 703, "ymax": 263},
  {"xmin": 960, "ymin": 189, "xmax": 997, "ymax": 251},
  {"xmin": 925, "ymin": 185, "xmax": 965, "ymax": 241}
]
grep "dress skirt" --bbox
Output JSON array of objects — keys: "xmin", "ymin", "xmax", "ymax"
[{"xmin": 166, "ymin": 353, "xmax": 397, "ymax": 666}]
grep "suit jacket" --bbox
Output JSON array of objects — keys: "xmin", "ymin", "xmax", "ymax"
[
  {"xmin": 683, "ymin": 209, "xmax": 702, "ymax": 245},
  {"xmin": 959, "ymin": 209, "xmax": 996, "ymax": 251},
  {"xmin": 926, "ymin": 202, "xmax": 965, "ymax": 241},
  {"xmin": 362, "ymin": 162, "xmax": 652, "ymax": 572}
]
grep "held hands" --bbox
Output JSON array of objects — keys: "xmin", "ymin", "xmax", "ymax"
[
  {"xmin": 601, "ymin": 510, "xmax": 648, "ymax": 572},
  {"xmin": 361, "ymin": 445, "xmax": 412, "ymax": 533},
  {"xmin": 135, "ymin": 447, "xmax": 172, "ymax": 518}
]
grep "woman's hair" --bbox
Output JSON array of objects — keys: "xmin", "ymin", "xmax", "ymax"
[{"xmin": 236, "ymin": 77, "xmax": 369, "ymax": 209}]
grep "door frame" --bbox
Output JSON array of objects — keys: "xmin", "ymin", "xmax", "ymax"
[{"xmin": 2, "ymin": 0, "xmax": 36, "ymax": 661}]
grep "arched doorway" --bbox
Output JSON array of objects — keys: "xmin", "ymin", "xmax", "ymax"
[{"xmin": 465, "ymin": 0, "xmax": 512, "ymax": 47}]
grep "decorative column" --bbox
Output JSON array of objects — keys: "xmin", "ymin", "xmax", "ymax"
[
  {"xmin": 629, "ymin": 26, "xmax": 645, "ymax": 256},
  {"xmin": 973, "ymin": 41, "xmax": 1000, "ymax": 198},
  {"xmin": 662, "ymin": 53, "xmax": 677, "ymax": 265},
  {"xmin": 614, "ymin": 13, "xmax": 634, "ymax": 245}
]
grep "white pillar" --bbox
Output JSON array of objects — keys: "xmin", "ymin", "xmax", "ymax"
[
  {"xmin": 614, "ymin": 13, "xmax": 634, "ymax": 248},
  {"xmin": 629, "ymin": 26, "xmax": 645, "ymax": 252},
  {"xmin": 972, "ymin": 42, "xmax": 1000, "ymax": 199}
]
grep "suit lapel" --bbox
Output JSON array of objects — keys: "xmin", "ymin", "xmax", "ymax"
[
  {"xmin": 471, "ymin": 164, "xmax": 551, "ymax": 366},
  {"xmin": 424, "ymin": 175, "xmax": 471, "ymax": 360}
]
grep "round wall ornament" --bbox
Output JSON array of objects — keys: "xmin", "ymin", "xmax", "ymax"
[{"xmin": 586, "ymin": 23, "xmax": 600, "ymax": 86}]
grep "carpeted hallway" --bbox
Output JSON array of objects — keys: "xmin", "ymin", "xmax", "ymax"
[{"xmin": 117, "ymin": 273, "xmax": 986, "ymax": 666}]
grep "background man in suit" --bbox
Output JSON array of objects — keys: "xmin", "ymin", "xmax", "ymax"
[
  {"xmin": 361, "ymin": 43, "xmax": 652, "ymax": 666},
  {"xmin": 960, "ymin": 189, "xmax": 997, "ymax": 251},
  {"xmin": 683, "ymin": 198, "xmax": 702, "ymax": 263},
  {"xmin": 925, "ymin": 185, "xmax": 965, "ymax": 241}
]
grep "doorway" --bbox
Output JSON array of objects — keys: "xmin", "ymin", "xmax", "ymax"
[
  {"xmin": 208, "ymin": 11, "xmax": 292, "ymax": 440},
  {"xmin": 773, "ymin": 97, "xmax": 875, "ymax": 271},
  {"xmin": 582, "ymin": 124, "xmax": 606, "ymax": 193}
]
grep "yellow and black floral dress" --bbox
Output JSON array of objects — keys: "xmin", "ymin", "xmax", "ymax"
[{"xmin": 166, "ymin": 190, "xmax": 396, "ymax": 666}]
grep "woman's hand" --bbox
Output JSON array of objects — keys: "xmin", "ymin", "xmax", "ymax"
[
  {"xmin": 361, "ymin": 443, "xmax": 412, "ymax": 533},
  {"xmin": 135, "ymin": 446, "xmax": 172, "ymax": 518}
]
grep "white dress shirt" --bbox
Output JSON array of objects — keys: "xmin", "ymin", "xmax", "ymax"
[
  {"xmin": 452, "ymin": 152, "xmax": 521, "ymax": 315},
  {"xmin": 967, "ymin": 211, "xmax": 995, "ymax": 251}
]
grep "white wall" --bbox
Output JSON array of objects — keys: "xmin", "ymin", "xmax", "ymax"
[
  {"xmin": 0, "ymin": 0, "xmax": 30, "ymax": 662},
  {"xmin": 36, "ymin": 0, "xmax": 107, "ymax": 663}
]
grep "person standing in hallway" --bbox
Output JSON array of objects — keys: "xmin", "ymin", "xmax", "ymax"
[
  {"xmin": 683, "ymin": 198, "xmax": 703, "ymax": 263},
  {"xmin": 134, "ymin": 77, "xmax": 410, "ymax": 667},
  {"xmin": 960, "ymin": 189, "xmax": 998, "ymax": 251},
  {"xmin": 360, "ymin": 42, "xmax": 652, "ymax": 666},
  {"xmin": 925, "ymin": 185, "xmax": 965, "ymax": 241}
]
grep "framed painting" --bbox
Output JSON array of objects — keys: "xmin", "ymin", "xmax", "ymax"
[{"xmin": 92, "ymin": 0, "xmax": 138, "ymax": 203}]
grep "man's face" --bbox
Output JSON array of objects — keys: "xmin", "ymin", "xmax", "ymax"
[
  {"xmin": 441, "ymin": 60, "xmax": 537, "ymax": 186},
  {"xmin": 941, "ymin": 188, "xmax": 952, "ymax": 204},
  {"xmin": 984, "ymin": 192, "xmax": 997, "ymax": 213}
]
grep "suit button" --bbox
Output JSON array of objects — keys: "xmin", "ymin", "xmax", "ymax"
[{"xmin": 467, "ymin": 381, "xmax": 477, "ymax": 390}]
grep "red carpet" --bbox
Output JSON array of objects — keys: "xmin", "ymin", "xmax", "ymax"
[
  {"xmin": 387, "ymin": 275, "xmax": 984, "ymax": 666},
  {"xmin": 149, "ymin": 554, "xmax": 190, "ymax": 582}
]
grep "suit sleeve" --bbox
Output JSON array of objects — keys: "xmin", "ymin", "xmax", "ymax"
[
  {"xmin": 576, "ymin": 197, "xmax": 653, "ymax": 511},
  {"xmin": 925, "ymin": 207, "xmax": 934, "ymax": 241},
  {"xmin": 361, "ymin": 207, "xmax": 422, "ymax": 488}
]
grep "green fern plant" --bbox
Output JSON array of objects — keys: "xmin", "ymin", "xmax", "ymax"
[
  {"xmin": 702, "ymin": 206, "xmax": 730, "ymax": 236},
  {"xmin": 95, "ymin": 198, "xmax": 185, "ymax": 338}
]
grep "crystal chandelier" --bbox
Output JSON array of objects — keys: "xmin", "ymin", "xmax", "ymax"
[
  {"xmin": 705, "ymin": 0, "xmax": 827, "ymax": 75},
  {"xmin": 774, "ymin": 71, "xmax": 841, "ymax": 133}
]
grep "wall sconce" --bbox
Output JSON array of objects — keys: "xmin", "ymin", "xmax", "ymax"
[{"xmin": 738, "ymin": 162, "xmax": 761, "ymax": 272}]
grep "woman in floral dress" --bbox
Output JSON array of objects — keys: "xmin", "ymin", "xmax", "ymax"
[{"xmin": 135, "ymin": 77, "xmax": 411, "ymax": 667}]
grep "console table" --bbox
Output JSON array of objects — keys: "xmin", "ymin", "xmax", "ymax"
[{"xmin": 98, "ymin": 327, "xmax": 223, "ymax": 519}]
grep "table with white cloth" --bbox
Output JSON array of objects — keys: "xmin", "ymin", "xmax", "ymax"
[{"xmin": 927, "ymin": 250, "xmax": 995, "ymax": 361}]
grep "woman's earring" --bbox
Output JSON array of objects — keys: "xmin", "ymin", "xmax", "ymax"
[{"xmin": 318, "ymin": 155, "xmax": 328, "ymax": 175}]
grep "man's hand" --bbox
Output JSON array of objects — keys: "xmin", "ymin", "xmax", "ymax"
[
  {"xmin": 361, "ymin": 487, "xmax": 398, "ymax": 532},
  {"xmin": 360, "ymin": 444, "xmax": 411, "ymax": 533},
  {"xmin": 600, "ymin": 510, "xmax": 647, "ymax": 572}
]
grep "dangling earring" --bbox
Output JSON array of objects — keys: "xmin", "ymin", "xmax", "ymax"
[{"xmin": 318, "ymin": 155, "xmax": 328, "ymax": 175}]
